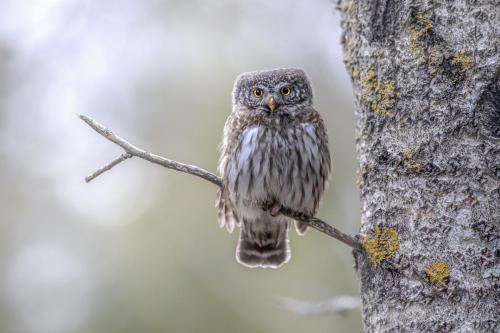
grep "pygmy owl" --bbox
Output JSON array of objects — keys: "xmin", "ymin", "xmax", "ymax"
[{"xmin": 216, "ymin": 68, "xmax": 331, "ymax": 268}]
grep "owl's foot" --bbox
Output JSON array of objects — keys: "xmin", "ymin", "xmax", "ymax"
[
  {"xmin": 262, "ymin": 201, "xmax": 282, "ymax": 217},
  {"xmin": 270, "ymin": 203, "xmax": 282, "ymax": 217}
]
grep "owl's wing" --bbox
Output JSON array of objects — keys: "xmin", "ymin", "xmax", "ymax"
[
  {"xmin": 215, "ymin": 186, "xmax": 239, "ymax": 233},
  {"xmin": 308, "ymin": 110, "xmax": 332, "ymax": 210},
  {"xmin": 215, "ymin": 112, "xmax": 241, "ymax": 233},
  {"xmin": 294, "ymin": 110, "xmax": 332, "ymax": 235}
]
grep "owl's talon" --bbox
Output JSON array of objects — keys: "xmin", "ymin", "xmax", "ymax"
[{"xmin": 270, "ymin": 203, "xmax": 282, "ymax": 217}]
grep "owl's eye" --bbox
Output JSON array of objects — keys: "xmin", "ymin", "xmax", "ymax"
[
  {"xmin": 253, "ymin": 88, "xmax": 263, "ymax": 98},
  {"xmin": 280, "ymin": 86, "xmax": 291, "ymax": 96}
]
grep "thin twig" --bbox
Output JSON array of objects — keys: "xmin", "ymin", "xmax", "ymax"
[
  {"xmin": 276, "ymin": 295, "xmax": 361, "ymax": 315},
  {"xmin": 85, "ymin": 153, "xmax": 132, "ymax": 182},
  {"xmin": 78, "ymin": 114, "xmax": 362, "ymax": 250}
]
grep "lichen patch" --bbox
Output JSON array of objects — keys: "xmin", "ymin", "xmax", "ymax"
[
  {"xmin": 363, "ymin": 227, "xmax": 400, "ymax": 267},
  {"xmin": 362, "ymin": 67, "xmax": 399, "ymax": 117},
  {"xmin": 451, "ymin": 51, "xmax": 473, "ymax": 72},
  {"xmin": 426, "ymin": 261, "xmax": 450, "ymax": 287},
  {"xmin": 409, "ymin": 15, "xmax": 433, "ymax": 48},
  {"xmin": 402, "ymin": 147, "xmax": 423, "ymax": 173},
  {"xmin": 408, "ymin": 14, "xmax": 434, "ymax": 65},
  {"xmin": 347, "ymin": 0, "xmax": 356, "ymax": 16},
  {"xmin": 352, "ymin": 69, "xmax": 360, "ymax": 80}
]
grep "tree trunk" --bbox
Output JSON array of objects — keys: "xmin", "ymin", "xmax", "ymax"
[{"xmin": 337, "ymin": 0, "xmax": 499, "ymax": 331}]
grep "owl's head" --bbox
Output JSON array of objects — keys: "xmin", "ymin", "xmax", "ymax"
[{"xmin": 232, "ymin": 68, "xmax": 313, "ymax": 114}]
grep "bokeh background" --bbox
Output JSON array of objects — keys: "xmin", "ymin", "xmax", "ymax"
[{"xmin": 0, "ymin": 0, "xmax": 361, "ymax": 332}]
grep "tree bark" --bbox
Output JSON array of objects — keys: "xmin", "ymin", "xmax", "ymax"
[{"xmin": 337, "ymin": 0, "xmax": 499, "ymax": 332}]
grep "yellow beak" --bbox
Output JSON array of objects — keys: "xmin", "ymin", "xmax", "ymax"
[{"xmin": 267, "ymin": 96, "xmax": 277, "ymax": 112}]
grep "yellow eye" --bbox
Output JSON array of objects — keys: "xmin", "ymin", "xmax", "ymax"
[
  {"xmin": 280, "ymin": 86, "xmax": 291, "ymax": 96},
  {"xmin": 253, "ymin": 88, "xmax": 263, "ymax": 98}
]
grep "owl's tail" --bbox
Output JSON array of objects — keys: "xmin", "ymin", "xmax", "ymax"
[{"xmin": 236, "ymin": 216, "xmax": 290, "ymax": 268}]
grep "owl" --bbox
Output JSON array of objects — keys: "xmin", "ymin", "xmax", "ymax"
[{"xmin": 216, "ymin": 68, "xmax": 331, "ymax": 268}]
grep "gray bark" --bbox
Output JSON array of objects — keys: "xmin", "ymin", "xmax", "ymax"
[{"xmin": 337, "ymin": 0, "xmax": 499, "ymax": 332}]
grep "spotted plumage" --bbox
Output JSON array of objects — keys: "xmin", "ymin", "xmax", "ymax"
[{"xmin": 216, "ymin": 68, "xmax": 331, "ymax": 268}]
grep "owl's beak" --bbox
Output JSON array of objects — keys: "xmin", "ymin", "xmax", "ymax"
[{"xmin": 267, "ymin": 96, "xmax": 277, "ymax": 112}]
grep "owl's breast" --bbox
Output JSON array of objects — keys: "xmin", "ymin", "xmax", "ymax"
[{"xmin": 227, "ymin": 124, "xmax": 328, "ymax": 216}]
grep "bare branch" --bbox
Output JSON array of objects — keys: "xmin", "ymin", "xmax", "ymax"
[
  {"xmin": 85, "ymin": 153, "xmax": 132, "ymax": 182},
  {"xmin": 78, "ymin": 114, "xmax": 362, "ymax": 250},
  {"xmin": 79, "ymin": 114, "xmax": 222, "ymax": 187},
  {"xmin": 277, "ymin": 295, "xmax": 361, "ymax": 316},
  {"xmin": 279, "ymin": 206, "xmax": 361, "ymax": 250}
]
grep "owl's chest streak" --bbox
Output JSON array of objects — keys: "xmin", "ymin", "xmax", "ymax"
[{"xmin": 227, "ymin": 125, "xmax": 321, "ymax": 206}]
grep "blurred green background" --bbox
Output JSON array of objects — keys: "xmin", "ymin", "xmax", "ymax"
[{"xmin": 0, "ymin": 0, "xmax": 361, "ymax": 332}]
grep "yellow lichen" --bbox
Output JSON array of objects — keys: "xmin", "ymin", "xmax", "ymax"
[
  {"xmin": 363, "ymin": 67, "xmax": 377, "ymax": 87},
  {"xmin": 352, "ymin": 69, "xmax": 360, "ymax": 79},
  {"xmin": 374, "ymin": 80, "xmax": 398, "ymax": 117},
  {"xmin": 426, "ymin": 261, "xmax": 449, "ymax": 287},
  {"xmin": 417, "ymin": 15, "xmax": 433, "ymax": 32},
  {"xmin": 347, "ymin": 0, "xmax": 356, "ymax": 15},
  {"xmin": 451, "ymin": 51, "xmax": 473, "ymax": 72},
  {"xmin": 408, "ymin": 14, "xmax": 434, "ymax": 64},
  {"xmin": 402, "ymin": 147, "xmax": 423, "ymax": 173},
  {"xmin": 362, "ymin": 67, "xmax": 399, "ymax": 117},
  {"xmin": 382, "ymin": 80, "xmax": 395, "ymax": 96},
  {"xmin": 408, "ymin": 161, "xmax": 422, "ymax": 173},
  {"xmin": 363, "ymin": 227, "xmax": 400, "ymax": 267},
  {"xmin": 428, "ymin": 47, "xmax": 443, "ymax": 71},
  {"xmin": 409, "ymin": 28, "xmax": 420, "ymax": 50}
]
